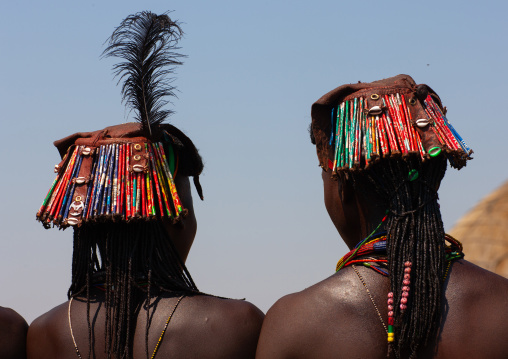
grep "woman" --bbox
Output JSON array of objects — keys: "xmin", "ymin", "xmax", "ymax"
[
  {"xmin": 256, "ymin": 74, "xmax": 508, "ymax": 358},
  {"xmin": 28, "ymin": 11, "xmax": 263, "ymax": 359}
]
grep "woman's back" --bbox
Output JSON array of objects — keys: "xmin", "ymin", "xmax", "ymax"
[
  {"xmin": 28, "ymin": 293, "xmax": 263, "ymax": 359},
  {"xmin": 257, "ymin": 259, "xmax": 508, "ymax": 359}
]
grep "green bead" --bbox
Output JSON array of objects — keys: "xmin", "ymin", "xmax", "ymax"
[{"xmin": 408, "ymin": 169, "xmax": 419, "ymax": 181}]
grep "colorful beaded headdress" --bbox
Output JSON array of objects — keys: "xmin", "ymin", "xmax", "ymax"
[
  {"xmin": 311, "ymin": 74, "xmax": 473, "ymax": 173},
  {"xmin": 36, "ymin": 12, "xmax": 203, "ymax": 229}
]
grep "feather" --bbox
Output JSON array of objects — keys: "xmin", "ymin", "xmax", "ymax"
[{"xmin": 102, "ymin": 11, "xmax": 185, "ymax": 136}]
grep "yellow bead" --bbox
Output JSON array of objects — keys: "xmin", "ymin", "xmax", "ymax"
[{"xmin": 388, "ymin": 337, "xmax": 394, "ymax": 342}]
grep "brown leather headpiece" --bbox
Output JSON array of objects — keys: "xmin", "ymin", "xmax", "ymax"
[
  {"xmin": 311, "ymin": 74, "xmax": 472, "ymax": 173},
  {"xmin": 37, "ymin": 122, "xmax": 203, "ymax": 229}
]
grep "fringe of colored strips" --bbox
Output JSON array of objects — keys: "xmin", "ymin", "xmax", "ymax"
[
  {"xmin": 36, "ymin": 142, "xmax": 184, "ymax": 229},
  {"xmin": 330, "ymin": 94, "xmax": 472, "ymax": 172}
]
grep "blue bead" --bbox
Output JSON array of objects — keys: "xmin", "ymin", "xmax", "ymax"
[{"xmin": 373, "ymin": 241, "xmax": 386, "ymax": 252}]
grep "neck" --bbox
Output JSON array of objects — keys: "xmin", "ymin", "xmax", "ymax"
[{"xmin": 341, "ymin": 199, "xmax": 388, "ymax": 250}]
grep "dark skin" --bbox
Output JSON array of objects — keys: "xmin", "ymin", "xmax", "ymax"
[
  {"xmin": 256, "ymin": 170, "xmax": 508, "ymax": 359},
  {"xmin": 27, "ymin": 175, "xmax": 264, "ymax": 359},
  {"xmin": 0, "ymin": 307, "xmax": 28, "ymax": 359}
]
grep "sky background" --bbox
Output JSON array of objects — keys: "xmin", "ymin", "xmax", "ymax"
[{"xmin": 1, "ymin": 0, "xmax": 507, "ymax": 323}]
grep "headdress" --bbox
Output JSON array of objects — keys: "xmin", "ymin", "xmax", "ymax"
[
  {"xmin": 311, "ymin": 74, "xmax": 472, "ymax": 173},
  {"xmin": 36, "ymin": 12, "xmax": 203, "ymax": 229}
]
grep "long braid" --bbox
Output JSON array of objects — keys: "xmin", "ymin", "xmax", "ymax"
[
  {"xmin": 355, "ymin": 156, "xmax": 447, "ymax": 358},
  {"xmin": 86, "ymin": 262, "xmax": 92, "ymax": 359},
  {"xmin": 69, "ymin": 220, "xmax": 200, "ymax": 358}
]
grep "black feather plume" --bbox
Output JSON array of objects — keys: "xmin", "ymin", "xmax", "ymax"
[{"xmin": 102, "ymin": 11, "xmax": 184, "ymax": 136}]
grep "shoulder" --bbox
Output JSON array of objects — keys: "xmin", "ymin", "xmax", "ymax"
[
  {"xmin": 170, "ymin": 295, "xmax": 264, "ymax": 359},
  {"xmin": 447, "ymin": 260, "xmax": 508, "ymax": 298},
  {"xmin": 447, "ymin": 260, "xmax": 508, "ymax": 318},
  {"xmin": 186, "ymin": 294, "xmax": 264, "ymax": 326},
  {"xmin": 194, "ymin": 295, "xmax": 264, "ymax": 337},
  {"xmin": 0, "ymin": 306, "xmax": 28, "ymax": 333},
  {"xmin": 27, "ymin": 302, "xmax": 70, "ymax": 359},
  {"xmin": 257, "ymin": 270, "xmax": 376, "ymax": 359},
  {"xmin": 28, "ymin": 301, "xmax": 69, "ymax": 337},
  {"xmin": 263, "ymin": 269, "xmax": 373, "ymax": 326},
  {"xmin": 436, "ymin": 260, "xmax": 508, "ymax": 357},
  {"xmin": 0, "ymin": 307, "xmax": 28, "ymax": 359}
]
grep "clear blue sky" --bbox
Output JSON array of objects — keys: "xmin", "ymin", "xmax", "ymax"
[{"xmin": 1, "ymin": 0, "xmax": 507, "ymax": 323}]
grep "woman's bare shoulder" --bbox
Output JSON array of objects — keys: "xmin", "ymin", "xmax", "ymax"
[
  {"xmin": 29, "ymin": 301, "xmax": 69, "ymax": 330},
  {"xmin": 27, "ymin": 302, "xmax": 71, "ymax": 359},
  {"xmin": 448, "ymin": 260, "xmax": 508, "ymax": 294},
  {"xmin": 0, "ymin": 307, "xmax": 28, "ymax": 359},
  {"xmin": 257, "ymin": 269, "xmax": 388, "ymax": 358},
  {"xmin": 180, "ymin": 294, "xmax": 264, "ymax": 335},
  {"xmin": 155, "ymin": 295, "xmax": 264, "ymax": 359}
]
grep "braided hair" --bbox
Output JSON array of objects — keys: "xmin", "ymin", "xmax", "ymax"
[
  {"xmin": 312, "ymin": 121, "xmax": 449, "ymax": 357},
  {"xmin": 351, "ymin": 155, "xmax": 448, "ymax": 358},
  {"xmin": 68, "ymin": 220, "xmax": 200, "ymax": 359}
]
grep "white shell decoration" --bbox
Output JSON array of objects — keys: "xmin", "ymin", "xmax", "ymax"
[
  {"xmin": 416, "ymin": 118, "xmax": 430, "ymax": 128},
  {"xmin": 368, "ymin": 106, "xmax": 383, "ymax": 116},
  {"xmin": 75, "ymin": 177, "xmax": 86, "ymax": 184},
  {"xmin": 132, "ymin": 164, "xmax": 145, "ymax": 173},
  {"xmin": 67, "ymin": 217, "xmax": 79, "ymax": 226},
  {"xmin": 82, "ymin": 147, "xmax": 91, "ymax": 156}
]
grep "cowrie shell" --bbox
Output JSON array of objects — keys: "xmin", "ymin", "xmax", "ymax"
[
  {"xmin": 368, "ymin": 106, "xmax": 382, "ymax": 116},
  {"xmin": 132, "ymin": 164, "xmax": 145, "ymax": 173},
  {"xmin": 416, "ymin": 118, "xmax": 430, "ymax": 128},
  {"xmin": 67, "ymin": 217, "xmax": 79, "ymax": 226}
]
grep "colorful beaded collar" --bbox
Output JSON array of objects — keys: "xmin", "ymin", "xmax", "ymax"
[{"xmin": 336, "ymin": 232, "xmax": 464, "ymax": 275}]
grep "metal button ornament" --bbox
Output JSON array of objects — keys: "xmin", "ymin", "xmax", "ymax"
[
  {"xmin": 69, "ymin": 201, "xmax": 84, "ymax": 216},
  {"xmin": 134, "ymin": 144, "xmax": 142, "ymax": 151},
  {"xmin": 370, "ymin": 94, "xmax": 380, "ymax": 100}
]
